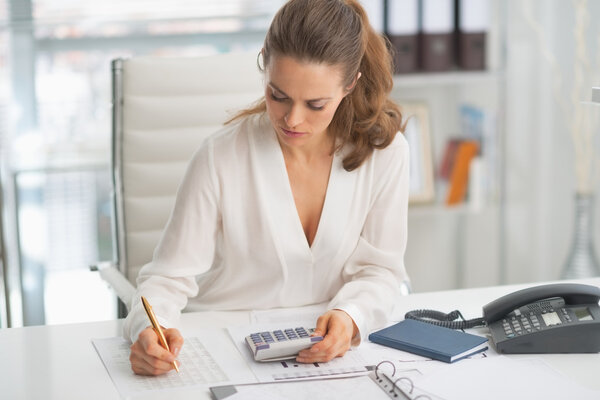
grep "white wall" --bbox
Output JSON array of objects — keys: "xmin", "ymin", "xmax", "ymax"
[
  {"xmin": 504, "ymin": 0, "xmax": 600, "ymax": 284},
  {"xmin": 405, "ymin": 0, "xmax": 600, "ymax": 292}
]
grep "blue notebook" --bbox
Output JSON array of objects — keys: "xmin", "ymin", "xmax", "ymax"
[{"xmin": 368, "ymin": 319, "xmax": 488, "ymax": 363}]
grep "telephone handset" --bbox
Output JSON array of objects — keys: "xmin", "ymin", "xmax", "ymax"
[{"xmin": 405, "ymin": 283, "xmax": 600, "ymax": 354}]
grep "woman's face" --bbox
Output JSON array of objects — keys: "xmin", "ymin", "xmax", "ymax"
[{"xmin": 264, "ymin": 55, "xmax": 349, "ymax": 152}]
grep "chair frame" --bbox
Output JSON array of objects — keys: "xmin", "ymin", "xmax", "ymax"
[
  {"xmin": 0, "ymin": 184, "xmax": 10, "ymax": 327},
  {"xmin": 107, "ymin": 58, "xmax": 131, "ymax": 317},
  {"xmin": 111, "ymin": 58, "xmax": 128, "ymax": 282}
]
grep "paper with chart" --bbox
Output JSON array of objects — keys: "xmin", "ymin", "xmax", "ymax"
[
  {"xmin": 92, "ymin": 332, "xmax": 255, "ymax": 399},
  {"xmin": 228, "ymin": 324, "xmax": 372, "ymax": 382}
]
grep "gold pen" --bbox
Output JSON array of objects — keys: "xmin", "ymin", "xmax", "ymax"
[{"xmin": 141, "ymin": 296, "xmax": 180, "ymax": 372}]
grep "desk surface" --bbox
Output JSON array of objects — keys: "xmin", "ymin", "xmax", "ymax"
[{"xmin": 2, "ymin": 279, "xmax": 600, "ymax": 400}]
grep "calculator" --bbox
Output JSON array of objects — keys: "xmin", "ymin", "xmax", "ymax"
[{"xmin": 245, "ymin": 327, "xmax": 324, "ymax": 362}]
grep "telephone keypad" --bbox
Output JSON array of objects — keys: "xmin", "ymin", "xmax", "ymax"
[
  {"xmin": 531, "ymin": 315, "xmax": 541, "ymax": 330},
  {"xmin": 504, "ymin": 313, "xmax": 547, "ymax": 337},
  {"xmin": 502, "ymin": 306, "xmax": 579, "ymax": 338},
  {"xmin": 512, "ymin": 317, "xmax": 524, "ymax": 335},
  {"xmin": 502, "ymin": 309, "xmax": 579, "ymax": 339},
  {"xmin": 502, "ymin": 320, "xmax": 515, "ymax": 337}
]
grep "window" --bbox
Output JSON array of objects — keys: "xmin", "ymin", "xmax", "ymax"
[{"xmin": 2, "ymin": 0, "xmax": 283, "ymax": 326}]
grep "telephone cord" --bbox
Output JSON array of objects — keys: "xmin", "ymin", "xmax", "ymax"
[{"xmin": 404, "ymin": 309, "xmax": 486, "ymax": 330}]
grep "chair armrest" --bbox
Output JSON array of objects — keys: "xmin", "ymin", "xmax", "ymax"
[
  {"xmin": 399, "ymin": 279, "xmax": 412, "ymax": 296},
  {"xmin": 90, "ymin": 262, "xmax": 136, "ymax": 311}
]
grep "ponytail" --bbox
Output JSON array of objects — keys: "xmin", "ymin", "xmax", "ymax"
[{"xmin": 333, "ymin": 0, "xmax": 403, "ymax": 170}]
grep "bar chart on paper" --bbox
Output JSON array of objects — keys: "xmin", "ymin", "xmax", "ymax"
[
  {"xmin": 92, "ymin": 337, "xmax": 233, "ymax": 398},
  {"xmin": 269, "ymin": 356, "xmax": 369, "ymax": 381}
]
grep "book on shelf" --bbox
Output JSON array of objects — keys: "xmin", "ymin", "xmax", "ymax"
[
  {"xmin": 435, "ymin": 103, "xmax": 497, "ymax": 207},
  {"xmin": 420, "ymin": 0, "xmax": 455, "ymax": 71},
  {"xmin": 385, "ymin": 0, "xmax": 490, "ymax": 74},
  {"xmin": 386, "ymin": 0, "xmax": 419, "ymax": 74},
  {"xmin": 438, "ymin": 138, "xmax": 462, "ymax": 181},
  {"xmin": 445, "ymin": 140, "xmax": 479, "ymax": 205},
  {"xmin": 368, "ymin": 319, "xmax": 488, "ymax": 363},
  {"xmin": 457, "ymin": 0, "xmax": 490, "ymax": 70},
  {"xmin": 460, "ymin": 104, "xmax": 498, "ymax": 203}
]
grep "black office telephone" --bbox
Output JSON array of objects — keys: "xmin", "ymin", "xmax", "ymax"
[{"xmin": 405, "ymin": 283, "xmax": 600, "ymax": 354}]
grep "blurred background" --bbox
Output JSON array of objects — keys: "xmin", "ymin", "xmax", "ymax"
[{"xmin": 0, "ymin": 0, "xmax": 599, "ymax": 329}]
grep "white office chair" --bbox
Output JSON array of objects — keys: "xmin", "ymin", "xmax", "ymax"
[
  {"xmin": 92, "ymin": 51, "xmax": 412, "ymax": 315},
  {"xmin": 91, "ymin": 52, "xmax": 263, "ymax": 313}
]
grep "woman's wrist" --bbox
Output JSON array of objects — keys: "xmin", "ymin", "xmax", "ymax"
[{"xmin": 333, "ymin": 308, "xmax": 359, "ymax": 337}]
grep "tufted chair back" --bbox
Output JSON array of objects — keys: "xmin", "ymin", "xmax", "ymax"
[{"xmin": 112, "ymin": 52, "xmax": 263, "ymax": 285}]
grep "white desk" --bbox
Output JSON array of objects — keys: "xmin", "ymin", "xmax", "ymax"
[{"xmin": 2, "ymin": 279, "xmax": 600, "ymax": 400}]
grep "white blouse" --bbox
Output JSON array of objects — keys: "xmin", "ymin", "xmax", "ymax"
[{"xmin": 123, "ymin": 114, "xmax": 410, "ymax": 343}]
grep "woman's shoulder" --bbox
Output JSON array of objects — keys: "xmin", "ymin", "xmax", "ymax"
[
  {"xmin": 370, "ymin": 131, "xmax": 409, "ymax": 164},
  {"xmin": 186, "ymin": 114, "xmax": 267, "ymax": 178},
  {"xmin": 190, "ymin": 113, "xmax": 268, "ymax": 168},
  {"xmin": 207, "ymin": 113, "xmax": 267, "ymax": 148},
  {"xmin": 388, "ymin": 130, "xmax": 409, "ymax": 150}
]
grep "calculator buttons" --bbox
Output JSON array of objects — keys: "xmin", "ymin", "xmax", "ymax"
[
  {"xmin": 284, "ymin": 329, "xmax": 298, "ymax": 339},
  {"xmin": 260, "ymin": 332, "xmax": 275, "ymax": 343},
  {"xmin": 296, "ymin": 327, "xmax": 309, "ymax": 338}
]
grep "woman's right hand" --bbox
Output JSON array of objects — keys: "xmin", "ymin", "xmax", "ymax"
[{"xmin": 129, "ymin": 326, "xmax": 184, "ymax": 375}]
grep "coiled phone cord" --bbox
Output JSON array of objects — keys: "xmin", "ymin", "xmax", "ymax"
[{"xmin": 404, "ymin": 309, "xmax": 486, "ymax": 330}]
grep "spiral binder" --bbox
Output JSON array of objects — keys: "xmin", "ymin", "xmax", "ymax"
[
  {"xmin": 370, "ymin": 361, "xmax": 440, "ymax": 400},
  {"xmin": 211, "ymin": 360, "xmax": 444, "ymax": 399}
]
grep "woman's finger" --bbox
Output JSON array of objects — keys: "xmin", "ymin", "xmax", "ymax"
[{"xmin": 130, "ymin": 340, "xmax": 176, "ymax": 375}]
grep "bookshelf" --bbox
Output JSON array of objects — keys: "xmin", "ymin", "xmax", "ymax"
[
  {"xmin": 396, "ymin": 71, "xmax": 503, "ymax": 210},
  {"xmin": 391, "ymin": 1, "xmax": 506, "ymax": 293}
]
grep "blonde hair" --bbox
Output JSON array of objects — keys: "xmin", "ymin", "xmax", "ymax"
[{"xmin": 228, "ymin": 0, "xmax": 403, "ymax": 171}]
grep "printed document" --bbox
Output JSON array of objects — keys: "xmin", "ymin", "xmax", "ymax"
[{"xmin": 92, "ymin": 328, "xmax": 255, "ymax": 399}]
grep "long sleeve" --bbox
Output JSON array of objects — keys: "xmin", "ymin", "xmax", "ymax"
[
  {"xmin": 328, "ymin": 134, "xmax": 410, "ymax": 342},
  {"xmin": 123, "ymin": 139, "xmax": 221, "ymax": 343},
  {"xmin": 122, "ymin": 115, "xmax": 411, "ymax": 344}
]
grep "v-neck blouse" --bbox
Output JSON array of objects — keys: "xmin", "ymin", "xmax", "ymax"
[{"xmin": 124, "ymin": 114, "xmax": 410, "ymax": 343}]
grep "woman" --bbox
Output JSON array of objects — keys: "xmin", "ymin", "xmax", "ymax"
[{"xmin": 126, "ymin": 0, "xmax": 410, "ymax": 375}]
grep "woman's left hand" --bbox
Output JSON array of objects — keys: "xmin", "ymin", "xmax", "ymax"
[{"xmin": 296, "ymin": 309, "xmax": 358, "ymax": 363}]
